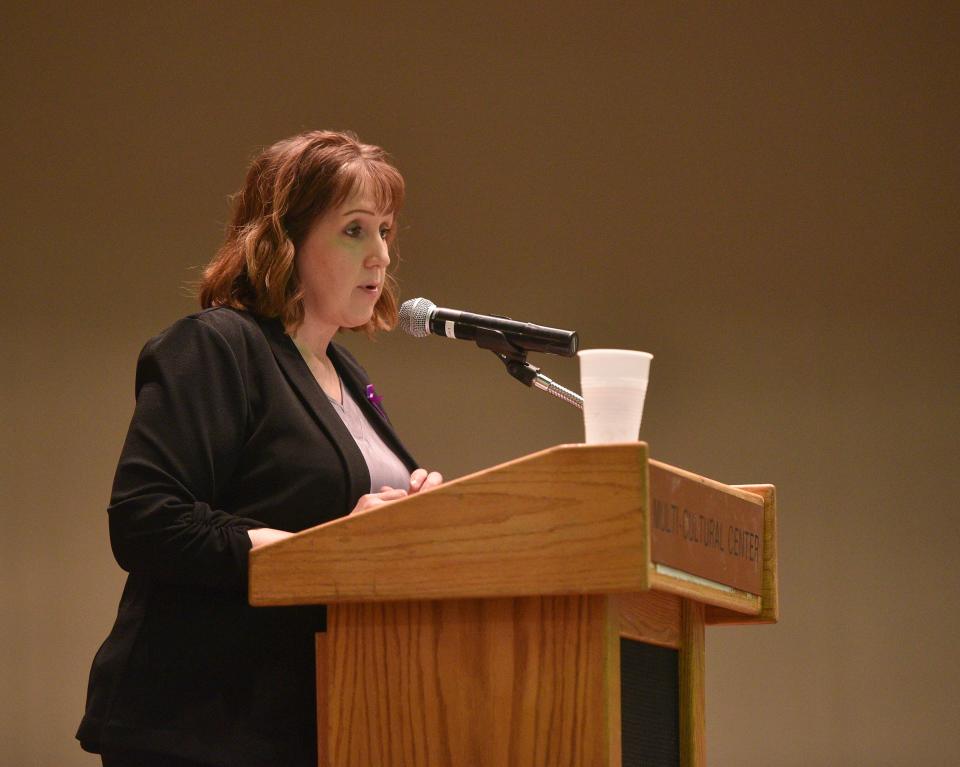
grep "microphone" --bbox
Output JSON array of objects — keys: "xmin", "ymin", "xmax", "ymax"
[{"xmin": 399, "ymin": 297, "xmax": 579, "ymax": 357}]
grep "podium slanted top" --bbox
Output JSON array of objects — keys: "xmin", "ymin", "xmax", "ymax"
[
  {"xmin": 248, "ymin": 443, "xmax": 776, "ymax": 620},
  {"xmin": 249, "ymin": 443, "xmax": 651, "ymax": 606}
]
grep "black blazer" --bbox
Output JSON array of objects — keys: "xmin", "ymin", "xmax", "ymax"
[{"xmin": 77, "ymin": 307, "xmax": 418, "ymax": 767}]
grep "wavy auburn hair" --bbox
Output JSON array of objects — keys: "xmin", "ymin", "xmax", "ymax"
[{"xmin": 200, "ymin": 130, "xmax": 405, "ymax": 334}]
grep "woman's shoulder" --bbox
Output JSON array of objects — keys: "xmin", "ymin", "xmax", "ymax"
[
  {"xmin": 148, "ymin": 307, "xmax": 270, "ymax": 346},
  {"xmin": 191, "ymin": 305, "xmax": 266, "ymax": 337},
  {"xmin": 138, "ymin": 307, "xmax": 279, "ymax": 370},
  {"xmin": 132, "ymin": 308, "xmax": 280, "ymax": 396}
]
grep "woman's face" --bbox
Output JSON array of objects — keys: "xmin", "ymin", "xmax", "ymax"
[{"xmin": 295, "ymin": 190, "xmax": 393, "ymax": 332}]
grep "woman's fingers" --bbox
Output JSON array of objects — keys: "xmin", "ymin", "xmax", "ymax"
[
  {"xmin": 352, "ymin": 472, "xmax": 444, "ymax": 516},
  {"xmin": 409, "ymin": 469, "xmax": 443, "ymax": 493},
  {"xmin": 409, "ymin": 468, "xmax": 428, "ymax": 492},
  {"xmin": 351, "ymin": 488, "xmax": 408, "ymax": 515}
]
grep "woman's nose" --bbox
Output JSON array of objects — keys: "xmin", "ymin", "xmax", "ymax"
[{"xmin": 368, "ymin": 237, "xmax": 390, "ymax": 268}]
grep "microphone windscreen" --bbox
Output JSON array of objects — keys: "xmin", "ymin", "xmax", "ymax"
[{"xmin": 398, "ymin": 297, "xmax": 436, "ymax": 338}]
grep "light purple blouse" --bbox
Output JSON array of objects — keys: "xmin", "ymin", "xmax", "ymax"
[{"xmin": 327, "ymin": 381, "xmax": 412, "ymax": 493}]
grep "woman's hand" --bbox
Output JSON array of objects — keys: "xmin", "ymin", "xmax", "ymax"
[
  {"xmin": 247, "ymin": 527, "xmax": 294, "ymax": 549},
  {"xmin": 350, "ymin": 470, "xmax": 443, "ymax": 517},
  {"xmin": 350, "ymin": 487, "xmax": 409, "ymax": 516},
  {"xmin": 407, "ymin": 468, "xmax": 443, "ymax": 494}
]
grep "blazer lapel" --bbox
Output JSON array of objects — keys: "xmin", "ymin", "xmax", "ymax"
[{"xmin": 256, "ymin": 316, "xmax": 371, "ymax": 504}]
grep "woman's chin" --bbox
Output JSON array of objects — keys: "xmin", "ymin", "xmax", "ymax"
[{"xmin": 341, "ymin": 311, "xmax": 375, "ymax": 330}]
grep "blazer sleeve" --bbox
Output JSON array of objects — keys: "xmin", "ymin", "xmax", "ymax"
[{"xmin": 107, "ymin": 316, "xmax": 262, "ymax": 593}]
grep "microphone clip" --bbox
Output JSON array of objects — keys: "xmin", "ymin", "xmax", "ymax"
[{"xmin": 473, "ymin": 328, "xmax": 584, "ymax": 411}]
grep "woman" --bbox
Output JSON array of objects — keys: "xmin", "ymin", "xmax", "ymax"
[{"xmin": 77, "ymin": 130, "xmax": 442, "ymax": 767}]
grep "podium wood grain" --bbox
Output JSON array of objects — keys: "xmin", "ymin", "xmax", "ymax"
[
  {"xmin": 317, "ymin": 595, "xmax": 621, "ymax": 767},
  {"xmin": 616, "ymin": 591, "xmax": 681, "ymax": 649},
  {"xmin": 250, "ymin": 444, "xmax": 650, "ymax": 607},
  {"xmin": 679, "ymin": 600, "xmax": 706, "ymax": 767}
]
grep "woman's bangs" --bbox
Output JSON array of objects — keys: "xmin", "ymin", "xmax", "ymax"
[{"xmin": 335, "ymin": 159, "xmax": 405, "ymax": 216}]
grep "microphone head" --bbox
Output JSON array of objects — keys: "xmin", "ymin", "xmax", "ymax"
[{"xmin": 398, "ymin": 297, "xmax": 436, "ymax": 338}]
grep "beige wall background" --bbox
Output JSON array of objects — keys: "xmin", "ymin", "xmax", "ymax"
[{"xmin": 2, "ymin": 3, "xmax": 958, "ymax": 765}]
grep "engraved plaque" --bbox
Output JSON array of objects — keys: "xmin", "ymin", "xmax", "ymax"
[{"xmin": 649, "ymin": 463, "xmax": 764, "ymax": 594}]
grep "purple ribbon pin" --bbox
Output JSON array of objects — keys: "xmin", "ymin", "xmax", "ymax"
[{"xmin": 365, "ymin": 384, "xmax": 386, "ymax": 418}]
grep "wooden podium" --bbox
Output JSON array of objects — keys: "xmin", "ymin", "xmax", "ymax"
[{"xmin": 249, "ymin": 443, "xmax": 778, "ymax": 767}]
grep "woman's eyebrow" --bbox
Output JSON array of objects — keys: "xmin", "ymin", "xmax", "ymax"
[{"xmin": 342, "ymin": 208, "xmax": 377, "ymax": 217}]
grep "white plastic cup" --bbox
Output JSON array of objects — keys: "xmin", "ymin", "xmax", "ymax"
[{"xmin": 578, "ymin": 349, "xmax": 653, "ymax": 444}]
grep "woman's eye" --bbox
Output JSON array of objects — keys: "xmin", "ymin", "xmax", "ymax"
[
  {"xmin": 379, "ymin": 227, "xmax": 391, "ymax": 240},
  {"xmin": 345, "ymin": 223, "xmax": 362, "ymax": 237}
]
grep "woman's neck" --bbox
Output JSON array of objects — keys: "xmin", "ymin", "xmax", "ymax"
[
  {"xmin": 288, "ymin": 307, "xmax": 337, "ymax": 360},
  {"xmin": 289, "ymin": 310, "xmax": 343, "ymax": 404}
]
